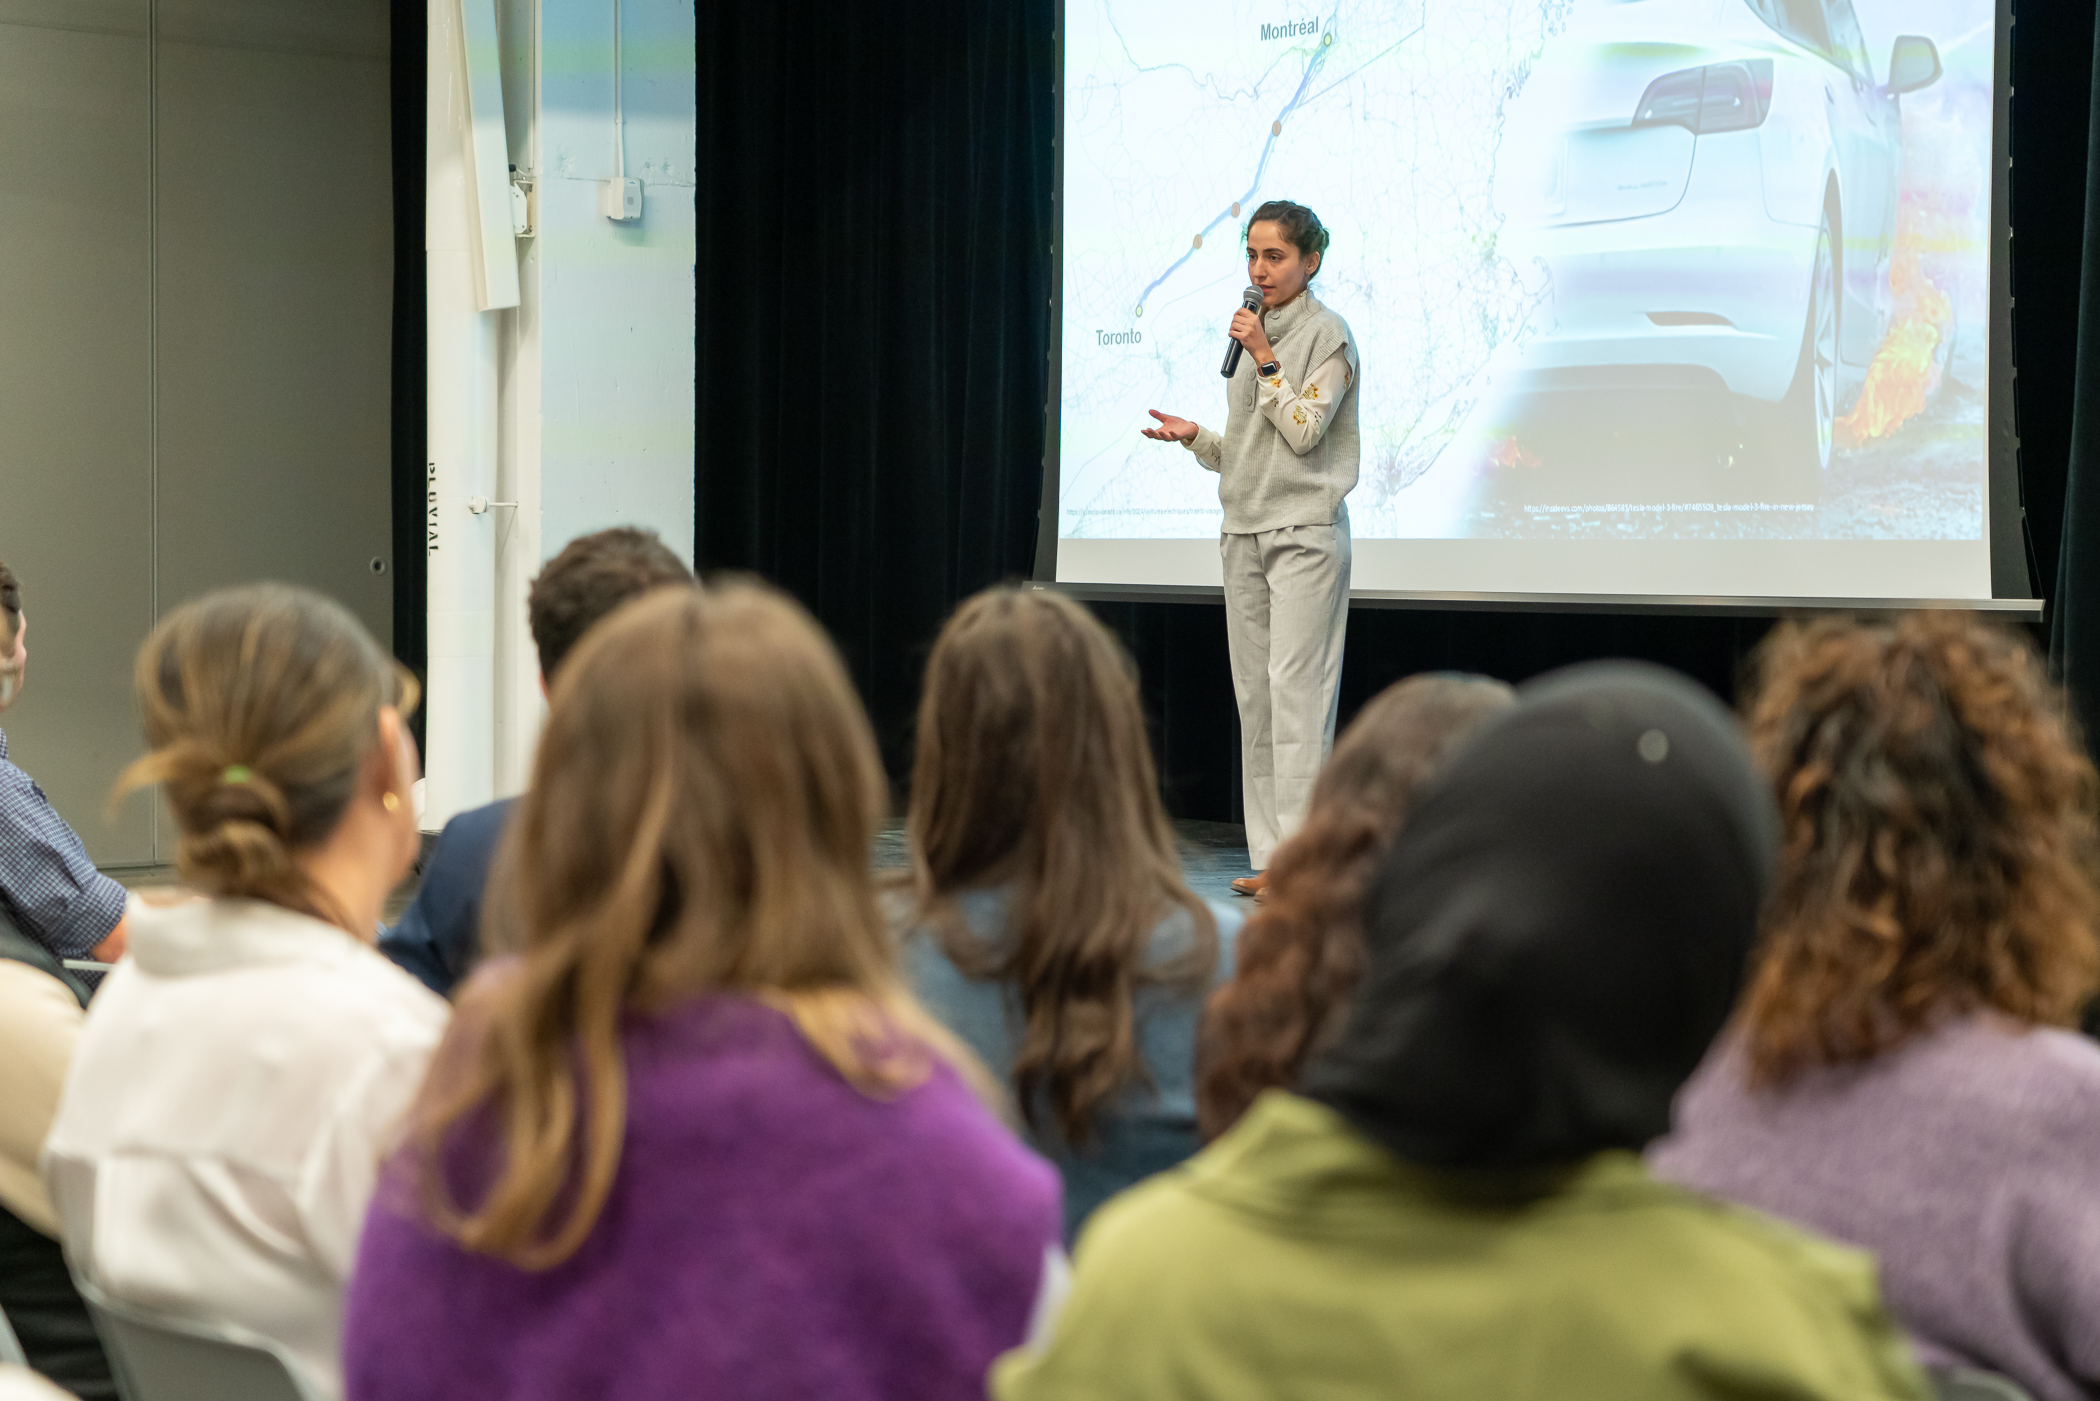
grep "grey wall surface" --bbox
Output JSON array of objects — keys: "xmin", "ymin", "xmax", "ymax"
[{"xmin": 0, "ymin": 0, "xmax": 392, "ymax": 865}]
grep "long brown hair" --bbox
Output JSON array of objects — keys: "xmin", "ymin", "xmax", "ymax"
[
  {"xmin": 1739, "ymin": 613, "xmax": 2100, "ymax": 1085},
  {"xmin": 412, "ymin": 581, "xmax": 978, "ymax": 1268},
  {"xmin": 1195, "ymin": 674, "xmax": 1513, "ymax": 1140},
  {"xmin": 114, "ymin": 583, "xmax": 417, "ymax": 933},
  {"xmin": 906, "ymin": 586, "xmax": 1216, "ymax": 1145}
]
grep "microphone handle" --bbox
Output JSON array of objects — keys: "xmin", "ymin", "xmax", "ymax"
[{"xmin": 1220, "ymin": 338, "xmax": 1244, "ymax": 379}]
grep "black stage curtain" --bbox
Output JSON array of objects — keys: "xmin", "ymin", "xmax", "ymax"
[
  {"xmin": 693, "ymin": 0, "xmax": 1057, "ymax": 778},
  {"xmin": 389, "ymin": 0, "xmax": 428, "ymax": 752},
  {"xmin": 2047, "ymin": 0, "xmax": 2100, "ymax": 743}
]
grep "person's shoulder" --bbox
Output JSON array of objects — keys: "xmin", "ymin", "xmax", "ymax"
[
  {"xmin": 1858, "ymin": 1014, "xmax": 2100, "ymax": 1129},
  {"xmin": 1978, "ymin": 1019, "xmax": 2100, "ymax": 1090},
  {"xmin": 1508, "ymin": 1173, "xmax": 1927, "ymax": 1399},
  {"xmin": 0, "ymin": 954, "xmax": 82, "ymax": 1012},
  {"xmin": 1305, "ymin": 296, "xmax": 1355, "ymax": 338},
  {"xmin": 1148, "ymin": 895, "xmax": 1243, "ymax": 950},
  {"xmin": 1570, "ymin": 1164, "xmax": 1895, "ymax": 1317},
  {"xmin": 0, "ymin": 955, "xmax": 84, "ymax": 1042},
  {"xmin": 431, "ymin": 796, "xmax": 516, "ymax": 862},
  {"xmin": 237, "ymin": 936, "xmax": 450, "ymax": 1074},
  {"xmin": 901, "ymin": 1060, "xmax": 1061, "ymax": 1198},
  {"xmin": 1205, "ymin": 897, "xmax": 1245, "ymax": 965},
  {"xmin": 342, "ymin": 939, "xmax": 453, "ymax": 1027}
]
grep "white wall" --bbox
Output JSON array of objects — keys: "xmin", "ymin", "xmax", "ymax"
[
  {"xmin": 534, "ymin": 0, "xmax": 696, "ymax": 565},
  {"xmin": 427, "ymin": 0, "xmax": 693, "ymax": 817}
]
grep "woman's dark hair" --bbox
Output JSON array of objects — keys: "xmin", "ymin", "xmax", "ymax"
[
  {"xmin": 1738, "ymin": 613, "xmax": 2100, "ymax": 1086},
  {"xmin": 906, "ymin": 587, "xmax": 1217, "ymax": 1146},
  {"xmin": 1244, "ymin": 200, "xmax": 1330, "ymax": 275},
  {"xmin": 1196, "ymin": 674, "xmax": 1514, "ymax": 1140}
]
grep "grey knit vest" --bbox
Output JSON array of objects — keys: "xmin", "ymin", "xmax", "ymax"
[{"xmin": 1217, "ymin": 290, "xmax": 1360, "ymax": 534}]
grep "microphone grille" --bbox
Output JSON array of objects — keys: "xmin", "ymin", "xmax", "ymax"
[{"xmin": 1242, "ymin": 285, "xmax": 1265, "ymax": 309}]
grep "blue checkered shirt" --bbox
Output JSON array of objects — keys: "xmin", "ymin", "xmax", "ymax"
[{"xmin": 0, "ymin": 728, "xmax": 127, "ymax": 961}]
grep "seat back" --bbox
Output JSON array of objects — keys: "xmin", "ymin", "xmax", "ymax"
[
  {"xmin": 70, "ymin": 1278, "xmax": 317, "ymax": 1401},
  {"xmin": 1929, "ymin": 1366, "xmax": 2039, "ymax": 1401}
]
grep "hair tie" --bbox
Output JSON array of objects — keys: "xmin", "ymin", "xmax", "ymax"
[{"xmin": 221, "ymin": 765, "xmax": 254, "ymax": 785}]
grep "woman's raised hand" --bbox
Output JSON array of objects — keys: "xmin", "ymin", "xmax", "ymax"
[{"xmin": 1142, "ymin": 410, "xmax": 1198, "ymax": 443}]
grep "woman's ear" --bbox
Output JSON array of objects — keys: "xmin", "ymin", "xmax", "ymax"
[
  {"xmin": 373, "ymin": 706, "xmax": 415, "ymax": 800},
  {"xmin": 1306, "ymin": 250, "xmax": 1321, "ymax": 280}
]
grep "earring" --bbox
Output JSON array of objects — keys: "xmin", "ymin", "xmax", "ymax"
[{"xmin": 381, "ymin": 792, "xmax": 401, "ymax": 813}]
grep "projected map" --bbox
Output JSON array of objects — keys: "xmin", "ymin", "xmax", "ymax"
[
  {"xmin": 1056, "ymin": 0, "xmax": 1999, "ymax": 577},
  {"xmin": 1061, "ymin": 0, "xmax": 1562, "ymax": 538}
]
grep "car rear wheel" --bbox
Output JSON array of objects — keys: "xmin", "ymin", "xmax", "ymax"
[{"xmin": 1762, "ymin": 216, "xmax": 1837, "ymax": 499}]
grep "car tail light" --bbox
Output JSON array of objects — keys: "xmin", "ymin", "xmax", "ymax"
[{"xmin": 1632, "ymin": 60, "xmax": 1774, "ymax": 133}]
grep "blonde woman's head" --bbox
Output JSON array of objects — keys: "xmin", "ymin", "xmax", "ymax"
[{"xmin": 116, "ymin": 583, "xmax": 421, "ymax": 931}]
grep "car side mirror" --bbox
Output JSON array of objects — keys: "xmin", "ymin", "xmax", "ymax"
[{"xmin": 1887, "ymin": 35, "xmax": 1941, "ymax": 95}]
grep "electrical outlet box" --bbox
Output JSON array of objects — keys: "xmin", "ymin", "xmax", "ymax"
[{"xmin": 600, "ymin": 176, "xmax": 643, "ymax": 222}]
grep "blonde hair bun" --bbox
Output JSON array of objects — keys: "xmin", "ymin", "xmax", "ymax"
[{"xmin": 113, "ymin": 584, "xmax": 416, "ymax": 924}]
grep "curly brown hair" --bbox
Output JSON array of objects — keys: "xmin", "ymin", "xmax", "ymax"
[
  {"xmin": 1194, "ymin": 673, "xmax": 1514, "ymax": 1140},
  {"xmin": 1739, "ymin": 612, "xmax": 2100, "ymax": 1086}
]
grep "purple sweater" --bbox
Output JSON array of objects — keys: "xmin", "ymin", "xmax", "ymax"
[
  {"xmin": 1650, "ymin": 1014, "xmax": 2100, "ymax": 1401},
  {"xmin": 343, "ymin": 996, "xmax": 1061, "ymax": 1401}
]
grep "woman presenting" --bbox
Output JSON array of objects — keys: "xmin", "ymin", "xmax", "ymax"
[{"xmin": 1143, "ymin": 200, "xmax": 1359, "ymax": 897}]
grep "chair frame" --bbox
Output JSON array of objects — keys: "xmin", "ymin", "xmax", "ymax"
[
  {"xmin": 0, "ymin": 1300, "xmax": 26, "ymax": 1368},
  {"xmin": 68, "ymin": 1275, "xmax": 320, "ymax": 1401}
]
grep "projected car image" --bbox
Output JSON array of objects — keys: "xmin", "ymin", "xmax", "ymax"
[{"xmin": 1492, "ymin": 0, "xmax": 1943, "ymax": 488}]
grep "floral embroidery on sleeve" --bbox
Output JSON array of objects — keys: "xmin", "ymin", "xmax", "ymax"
[
  {"xmin": 1305, "ymin": 384, "xmax": 1322, "ymax": 401},
  {"xmin": 1291, "ymin": 406, "xmax": 1309, "ymax": 427}
]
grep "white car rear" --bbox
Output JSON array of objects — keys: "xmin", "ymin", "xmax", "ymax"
[{"xmin": 1493, "ymin": 0, "xmax": 1939, "ymax": 474}]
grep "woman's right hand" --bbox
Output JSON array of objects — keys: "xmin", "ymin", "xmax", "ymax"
[{"xmin": 1142, "ymin": 410, "xmax": 1198, "ymax": 443}]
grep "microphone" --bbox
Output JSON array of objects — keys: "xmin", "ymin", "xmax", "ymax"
[{"xmin": 1219, "ymin": 285, "xmax": 1265, "ymax": 379}]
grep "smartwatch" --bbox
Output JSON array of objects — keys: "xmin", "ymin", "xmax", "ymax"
[{"xmin": 1257, "ymin": 359, "xmax": 1282, "ymax": 378}]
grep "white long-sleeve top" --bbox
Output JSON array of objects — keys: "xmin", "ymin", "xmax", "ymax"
[
  {"xmin": 42, "ymin": 897, "xmax": 448, "ymax": 1401},
  {"xmin": 1185, "ymin": 347, "xmax": 1355, "ymax": 469}
]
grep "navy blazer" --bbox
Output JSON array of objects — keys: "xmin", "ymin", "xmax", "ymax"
[{"xmin": 380, "ymin": 797, "xmax": 516, "ymax": 997}]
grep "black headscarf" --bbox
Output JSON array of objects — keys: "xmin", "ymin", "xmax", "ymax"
[{"xmin": 1301, "ymin": 661, "xmax": 1779, "ymax": 1170}]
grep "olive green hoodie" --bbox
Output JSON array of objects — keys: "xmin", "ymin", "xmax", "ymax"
[{"xmin": 994, "ymin": 1092, "xmax": 1929, "ymax": 1401}]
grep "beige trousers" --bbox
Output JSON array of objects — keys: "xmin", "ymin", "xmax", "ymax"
[{"xmin": 1220, "ymin": 508, "xmax": 1351, "ymax": 869}]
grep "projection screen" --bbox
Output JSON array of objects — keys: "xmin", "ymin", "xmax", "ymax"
[{"xmin": 1041, "ymin": 0, "xmax": 2031, "ymax": 608}]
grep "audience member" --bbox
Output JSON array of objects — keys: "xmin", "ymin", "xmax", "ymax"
[
  {"xmin": 0, "ymin": 916, "xmax": 113, "ymax": 1398},
  {"xmin": 1650, "ymin": 614, "xmax": 2100, "ymax": 1401},
  {"xmin": 382, "ymin": 527, "xmax": 694, "ymax": 996},
  {"xmin": 1195, "ymin": 673, "xmax": 1512, "ymax": 1140},
  {"xmin": 344, "ymin": 584, "xmax": 1061, "ymax": 1401},
  {"xmin": 897, "ymin": 587, "xmax": 1239, "ymax": 1241},
  {"xmin": 41, "ymin": 585, "xmax": 446, "ymax": 1401},
  {"xmin": 0, "ymin": 562, "xmax": 129, "ymax": 969},
  {"xmin": 996, "ymin": 663, "xmax": 1930, "ymax": 1401}
]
